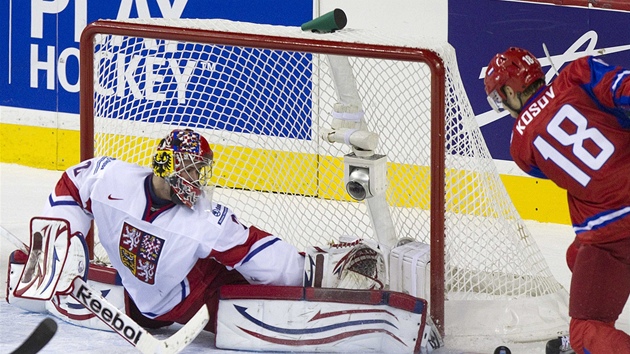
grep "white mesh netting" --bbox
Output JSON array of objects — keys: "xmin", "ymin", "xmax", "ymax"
[{"xmin": 84, "ymin": 18, "xmax": 569, "ymax": 341}]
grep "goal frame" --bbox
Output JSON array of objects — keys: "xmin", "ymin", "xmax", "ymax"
[{"xmin": 80, "ymin": 19, "xmax": 447, "ymax": 335}]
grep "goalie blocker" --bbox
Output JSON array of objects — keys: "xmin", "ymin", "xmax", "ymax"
[
  {"xmin": 6, "ymin": 218, "xmax": 210, "ymax": 354},
  {"xmin": 6, "ymin": 217, "xmax": 127, "ymax": 332}
]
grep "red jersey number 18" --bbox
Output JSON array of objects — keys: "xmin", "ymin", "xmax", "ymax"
[{"xmin": 533, "ymin": 104, "xmax": 615, "ymax": 187}]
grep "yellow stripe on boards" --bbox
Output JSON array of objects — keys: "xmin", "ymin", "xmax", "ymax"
[
  {"xmin": 56, "ymin": 128, "xmax": 81, "ymax": 169},
  {"xmin": 0, "ymin": 124, "xmax": 570, "ymax": 225},
  {"xmin": 0, "ymin": 123, "xmax": 80, "ymax": 170},
  {"xmin": 95, "ymin": 134, "xmax": 159, "ymax": 167},
  {"xmin": 212, "ymin": 145, "xmax": 318, "ymax": 195},
  {"xmin": 501, "ymin": 174, "xmax": 570, "ymax": 224}
]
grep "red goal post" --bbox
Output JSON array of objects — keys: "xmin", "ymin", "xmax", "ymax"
[{"xmin": 79, "ymin": 18, "xmax": 568, "ymax": 342}]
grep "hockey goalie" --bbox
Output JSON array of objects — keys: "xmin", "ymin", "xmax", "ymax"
[
  {"xmin": 6, "ymin": 128, "xmax": 441, "ymax": 353},
  {"xmin": 7, "ymin": 224, "xmax": 440, "ymax": 354}
]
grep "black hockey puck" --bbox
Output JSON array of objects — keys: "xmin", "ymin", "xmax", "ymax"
[{"xmin": 494, "ymin": 345, "xmax": 511, "ymax": 354}]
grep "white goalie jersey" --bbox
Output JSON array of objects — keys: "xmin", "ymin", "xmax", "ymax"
[{"xmin": 39, "ymin": 156, "xmax": 304, "ymax": 318}]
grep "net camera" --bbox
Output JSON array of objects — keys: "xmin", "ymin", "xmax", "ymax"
[{"xmin": 344, "ymin": 153, "xmax": 387, "ymax": 201}]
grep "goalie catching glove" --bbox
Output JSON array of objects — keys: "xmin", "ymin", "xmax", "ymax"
[{"xmin": 304, "ymin": 238, "xmax": 387, "ymax": 290}]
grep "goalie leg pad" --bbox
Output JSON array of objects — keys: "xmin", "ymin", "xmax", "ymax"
[
  {"xmin": 216, "ymin": 285, "xmax": 435, "ymax": 353},
  {"xmin": 389, "ymin": 241, "xmax": 431, "ymax": 299}
]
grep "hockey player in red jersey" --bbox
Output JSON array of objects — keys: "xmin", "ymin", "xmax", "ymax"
[
  {"xmin": 36, "ymin": 128, "xmax": 305, "ymax": 332},
  {"xmin": 484, "ymin": 47, "xmax": 630, "ymax": 354}
]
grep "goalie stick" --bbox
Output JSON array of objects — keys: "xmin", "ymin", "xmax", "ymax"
[
  {"xmin": 10, "ymin": 317, "xmax": 58, "ymax": 354},
  {"xmin": 1, "ymin": 225, "xmax": 28, "ymax": 252},
  {"xmin": 70, "ymin": 276, "xmax": 209, "ymax": 354}
]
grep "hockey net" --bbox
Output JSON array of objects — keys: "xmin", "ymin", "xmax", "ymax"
[{"xmin": 80, "ymin": 18, "xmax": 569, "ymax": 343}]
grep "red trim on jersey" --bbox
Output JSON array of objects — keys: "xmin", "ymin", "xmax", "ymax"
[
  {"xmin": 209, "ymin": 226, "xmax": 272, "ymax": 267},
  {"xmin": 54, "ymin": 172, "xmax": 82, "ymax": 203}
]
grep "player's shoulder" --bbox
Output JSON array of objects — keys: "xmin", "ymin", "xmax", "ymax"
[
  {"xmin": 207, "ymin": 202, "xmax": 231, "ymax": 219},
  {"xmin": 72, "ymin": 156, "xmax": 150, "ymax": 179},
  {"xmin": 560, "ymin": 56, "xmax": 617, "ymax": 82},
  {"xmin": 556, "ymin": 56, "xmax": 589, "ymax": 79},
  {"xmin": 164, "ymin": 202, "xmax": 236, "ymax": 245},
  {"xmin": 195, "ymin": 200, "xmax": 231, "ymax": 221},
  {"xmin": 91, "ymin": 156, "xmax": 145, "ymax": 170},
  {"xmin": 189, "ymin": 201, "xmax": 242, "ymax": 233}
]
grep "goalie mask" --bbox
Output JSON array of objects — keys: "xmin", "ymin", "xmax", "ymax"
[
  {"xmin": 152, "ymin": 129, "xmax": 214, "ymax": 208},
  {"xmin": 484, "ymin": 47, "xmax": 544, "ymax": 112}
]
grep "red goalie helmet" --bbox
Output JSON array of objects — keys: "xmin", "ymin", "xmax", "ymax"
[
  {"xmin": 484, "ymin": 47, "xmax": 544, "ymax": 112},
  {"xmin": 152, "ymin": 129, "xmax": 214, "ymax": 208}
]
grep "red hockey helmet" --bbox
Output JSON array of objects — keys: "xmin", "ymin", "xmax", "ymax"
[
  {"xmin": 152, "ymin": 129, "xmax": 214, "ymax": 208},
  {"xmin": 484, "ymin": 47, "xmax": 544, "ymax": 112}
]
